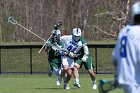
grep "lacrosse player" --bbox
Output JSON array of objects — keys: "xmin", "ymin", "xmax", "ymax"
[
  {"xmin": 99, "ymin": 1, "xmax": 140, "ymax": 93},
  {"xmin": 73, "ymin": 37, "xmax": 97, "ymax": 89},
  {"xmin": 45, "ymin": 29, "xmax": 65, "ymax": 86},
  {"xmin": 58, "ymin": 28, "xmax": 89, "ymax": 89}
]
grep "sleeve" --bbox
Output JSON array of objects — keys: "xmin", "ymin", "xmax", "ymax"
[
  {"xmin": 60, "ymin": 35, "xmax": 66, "ymax": 41},
  {"xmin": 81, "ymin": 37, "xmax": 89, "ymax": 55}
]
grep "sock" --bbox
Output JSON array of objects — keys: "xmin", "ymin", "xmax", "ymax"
[
  {"xmin": 75, "ymin": 78, "xmax": 79, "ymax": 83},
  {"xmin": 93, "ymin": 80, "xmax": 96, "ymax": 84}
]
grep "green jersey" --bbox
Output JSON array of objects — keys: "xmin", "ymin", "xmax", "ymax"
[{"xmin": 47, "ymin": 37, "xmax": 64, "ymax": 63}]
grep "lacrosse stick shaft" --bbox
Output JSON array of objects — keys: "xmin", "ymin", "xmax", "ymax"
[
  {"xmin": 8, "ymin": 17, "xmax": 55, "ymax": 53},
  {"xmin": 8, "ymin": 17, "xmax": 46, "ymax": 42},
  {"xmin": 16, "ymin": 23, "xmax": 46, "ymax": 42},
  {"xmin": 38, "ymin": 41, "xmax": 48, "ymax": 53},
  {"xmin": 16, "ymin": 22, "xmax": 50, "ymax": 53},
  {"xmin": 38, "ymin": 35, "xmax": 52, "ymax": 53}
]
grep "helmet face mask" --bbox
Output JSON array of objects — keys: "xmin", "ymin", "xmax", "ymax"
[
  {"xmin": 51, "ymin": 30, "xmax": 61, "ymax": 42},
  {"xmin": 72, "ymin": 28, "xmax": 81, "ymax": 42}
]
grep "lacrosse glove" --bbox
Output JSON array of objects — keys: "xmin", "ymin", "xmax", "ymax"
[
  {"xmin": 69, "ymin": 52, "xmax": 77, "ymax": 58},
  {"xmin": 82, "ymin": 55, "xmax": 88, "ymax": 62}
]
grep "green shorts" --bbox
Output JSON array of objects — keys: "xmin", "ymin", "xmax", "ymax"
[
  {"xmin": 49, "ymin": 62, "xmax": 61, "ymax": 70},
  {"xmin": 75, "ymin": 55, "xmax": 94, "ymax": 69}
]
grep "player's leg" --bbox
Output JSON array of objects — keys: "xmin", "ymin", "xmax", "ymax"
[
  {"xmin": 87, "ymin": 69, "xmax": 97, "ymax": 89},
  {"xmin": 73, "ymin": 59, "xmax": 81, "ymax": 88},
  {"xmin": 56, "ymin": 63, "xmax": 64, "ymax": 86},
  {"xmin": 63, "ymin": 57, "xmax": 75, "ymax": 89},
  {"xmin": 61, "ymin": 56, "xmax": 71, "ymax": 89},
  {"xmin": 48, "ymin": 62, "xmax": 59, "ymax": 76},
  {"xmin": 64, "ymin": 68, "xmax": 73, "ymax": 89},
  {"xmin": 84, "ymin": 56, "xmax": 97, "ymax": 89}
]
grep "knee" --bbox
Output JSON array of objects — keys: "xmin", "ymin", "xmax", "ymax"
[
  {"xmin": 63, "ymin": 66, "xmax": 69, "ymax": 71},
  {"xmin": 68, "ymin": 69, "xmax": 72, "ymax": 75},
  {"xmin": 74, "ymin": 63, "xmax": 80, "ymax": 70},
  {"xmin": 88, "ymin": 69, "xmax": 94, "ymax": 75}
]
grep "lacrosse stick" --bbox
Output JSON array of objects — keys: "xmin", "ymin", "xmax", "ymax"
[
  {"xmin": 98, "ymin": 79, "xmax": 117, "ymax": 93},
  {"xmin": 8, "ymin": 16, "xmax": 51, "ymax": 53},
  {"xmin": 8, "ymin": 16, "xmax": 46, "ymax": 42},
  {"xmin": 8, "ymin": 16, "xmax": 64, "ymax": 53}
]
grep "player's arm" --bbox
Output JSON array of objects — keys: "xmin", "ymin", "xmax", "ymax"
[
  {"xmin": 81, "ymin": 37, "xmax": 89, "ymax": 62},
  {"xmin": 44, "ymin": 38, "xmax": 52, "ymax": 52}
]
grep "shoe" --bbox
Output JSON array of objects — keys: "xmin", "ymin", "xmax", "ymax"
[
  {"xmin": 92, "ymin": 83, "xmax": 97, "ymax": 89},
  {"xmin": 64, "ymin": 83, "xmax": 70, "ymax": 89},
  {"xmin": 74, "ymin": 82, "xmax": 81, "ymax": 88},
  {"xmin": 56, "ymin": 76, "xmax": 62, "ymax": 86}
]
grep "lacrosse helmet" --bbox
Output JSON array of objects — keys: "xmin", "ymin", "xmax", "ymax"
[
  {"xmin": 131, "ymin": 1, "xmax": 140, "ymax": 22},
  {"xmin": 72, "ymin": 28, "xmax": 81, "ymax": 42},
  {"xmin": 51, "ymin": 29, "xmax": 61, "ymax": 42}
]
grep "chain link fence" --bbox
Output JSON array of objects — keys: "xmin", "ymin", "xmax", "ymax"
[{"xmin": 0, "ymin": 44, "xmax": 115, "ymax": 74}]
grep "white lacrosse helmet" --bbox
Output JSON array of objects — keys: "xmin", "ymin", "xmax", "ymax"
[
  {"xmin": 132, "ymin": 1, "xmax": 140, "ymax": 21},
  {"xmin": 51, "ymin": 29, "xmax": 61, "ymax": 42},
  {"xmin": 51, "ymin": 29, "xmax": 61, "ymax": 36},
  {"xmin": 72, "ymin": 28, "xmax": 81, "ymax": 42}
]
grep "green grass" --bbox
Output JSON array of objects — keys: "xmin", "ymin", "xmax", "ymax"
[{"xmin": 0, "ymin": 74, "xmax": 123, "ymax": 93}]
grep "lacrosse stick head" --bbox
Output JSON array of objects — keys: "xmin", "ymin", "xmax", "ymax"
[
  {"xmin": 53, "ymin": 22, "xmax": 62, "ymax": 30},
  {"xmin": 8, "ymin": 16, "xmax": 18, "ymax": 25}
]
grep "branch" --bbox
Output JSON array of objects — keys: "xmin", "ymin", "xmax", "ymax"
[{"xmin": 94, "ymin": 25, "xmax": 117, "ymax": 38}]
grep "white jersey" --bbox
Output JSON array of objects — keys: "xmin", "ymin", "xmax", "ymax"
[
  {"xmin": 60, "ymin": 35, "xmax": 83, "ymax": 53},
  {"xmin": 112, "ymin": 25, "xmax": 140, "ymax": 87},
  {"xmin": 60, "ymin": 35, "xmax": 85, "ymax": 68}
]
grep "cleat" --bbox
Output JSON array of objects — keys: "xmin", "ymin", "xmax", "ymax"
[
  {"xmin": 92, "ymin": 83, "xmax": 97, "ymax": 89},
  {"xmin": 73, "ymin": 82, "xmax": 81, "ymax": 88},
  {"xmin": 56, "ymin": 76, "xmax": 62, "ymax": 86},
  {"xmin": 64, "ymin": 83, "xmax": 70, "ymax": 89}
]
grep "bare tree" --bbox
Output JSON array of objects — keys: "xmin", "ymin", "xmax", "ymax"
[
  {"xmin": 94, "ymin": 0, "xmax": 131, "ymax": 38},
  {"xmin": 0, "ymin": 0, "xmax": 138, "ymax": 42}
]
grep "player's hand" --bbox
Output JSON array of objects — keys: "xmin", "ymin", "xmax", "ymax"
[
  {"xmin": 82, "ymin": 55, "xmax": 87, "ymax": 62},
  {"xmin": 69, "ymin": 52, "xmax": 77, "ymax": 58},
  {"xmin": 59, "ymin": 50, "xmax": 68, "ymax": 56}
]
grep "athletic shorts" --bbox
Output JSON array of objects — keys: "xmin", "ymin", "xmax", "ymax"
[
  {"xmin": 49, "ymin": 62, "xmax": 62, "ymax": 75},
  {"xmin": 75, "ymin": 56, "xmax": 94, "ymax": 69},
  {"xmin": 61, "ymin": 56, "xmax": 74, "ymax": 68},
  {"xmin": 49, "ymin": 62, "xmax": 61, "ymax": 70}
]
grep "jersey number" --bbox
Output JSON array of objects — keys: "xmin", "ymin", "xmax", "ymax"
[
  {"xmin": 120, "ymin": 36, "xmax": 127, "ymax": 58},
  {"xmin": 67, "ymin": 45, "xmax": 77, "ymax": 52}
]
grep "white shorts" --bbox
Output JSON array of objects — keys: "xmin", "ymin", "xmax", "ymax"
[{"xmin": 61, "ymin": 56, "xmax": 74, "ymax": 68}]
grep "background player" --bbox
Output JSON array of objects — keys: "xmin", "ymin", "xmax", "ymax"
[
  {"xmin": 99, "ymin": 1, "xmax": 140, "ymax": 93},
  {"xmin": 73, "ymin": 37, "xmax": 97, "ymax": 89}
]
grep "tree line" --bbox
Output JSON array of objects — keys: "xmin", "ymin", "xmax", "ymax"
[{"xmin": 0, "ymin": 0, "xmax": 138, "ymax": 42}]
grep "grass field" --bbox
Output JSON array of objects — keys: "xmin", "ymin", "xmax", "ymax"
[{"xmin": 0, "ymin": 74, "xmax": 123, "ymax": 93}]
